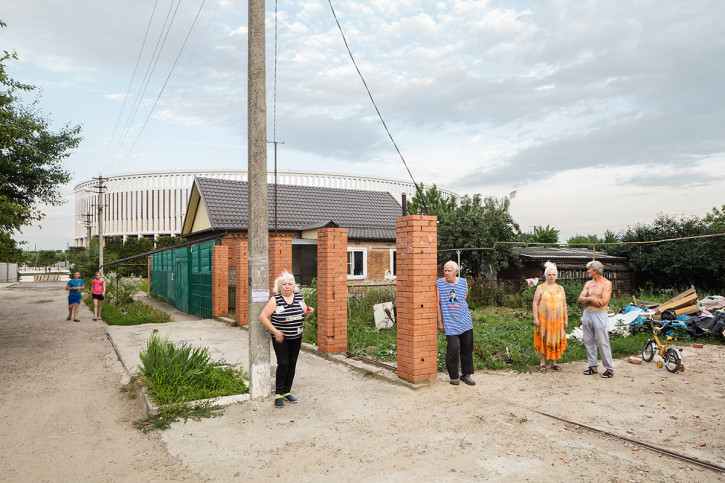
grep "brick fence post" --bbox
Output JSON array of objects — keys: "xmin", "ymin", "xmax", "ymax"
[
  {"xmin": 212, "ymin": 245, "xmax": 229, "ymax": 317},
  {"xmin": 235, "ymin": 241, "xmax": 249, "ymax": 325},
  {"xmin": 396, "ymin": 215, "xmax": 438, "ymax": 383},
  {"xmin": 317, "ymin": 227, "xmax": 347, "ymax": 353},
  {"xmin": 268, "ymin": 236, "xmax": 293, "ymax": 292}
]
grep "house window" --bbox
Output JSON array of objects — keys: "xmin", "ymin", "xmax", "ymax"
[
  {"xmin": 386, "ymin": 249, "xmax": 396, "ymax": 280},
  {"xmin": 347, "ymin": 248, "xmax": 367, "ymax": 279}
]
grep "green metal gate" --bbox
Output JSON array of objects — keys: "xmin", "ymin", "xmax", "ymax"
[
  {"xmin": 150, "ymin": 240, "xmax": 214, "ymax": 319},
  {"xmin": 189, "ymin": 241, "xmax": 213, "ymax": 318}
]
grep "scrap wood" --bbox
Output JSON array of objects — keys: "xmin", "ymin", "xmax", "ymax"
[
  {"xmin": 673, "ymin": 305, "xmax": 700, "ymax": 316},
  {"xmin": 653, "ymin": 286, "xmax": 699, "ymax": 319}
]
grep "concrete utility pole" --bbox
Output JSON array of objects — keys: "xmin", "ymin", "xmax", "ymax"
[
  {"xmin": 247, "ymin": 0, "xmax": 271, "ymax": 400},
  {"xmin": 91, "ymin": 176, "xmax": 106, "ymax": 275}
]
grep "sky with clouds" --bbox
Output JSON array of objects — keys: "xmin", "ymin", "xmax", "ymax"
[{"xmin": 4, "ymin": 0, "xmax": 724, "ymax": 250}]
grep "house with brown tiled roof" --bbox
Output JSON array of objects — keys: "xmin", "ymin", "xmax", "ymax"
[{"xmin": 181, "ymin": 177, "xmax": 402, "ymax": 284}]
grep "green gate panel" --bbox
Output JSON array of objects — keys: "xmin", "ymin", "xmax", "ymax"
[{"xmin": 189, "ymin": 241, "xmax": 213, "ymax": 319}]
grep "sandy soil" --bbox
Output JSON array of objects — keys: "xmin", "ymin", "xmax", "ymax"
[{"xmin": 2, "ymin": 282, "xmax": 724, "ymax": 482}]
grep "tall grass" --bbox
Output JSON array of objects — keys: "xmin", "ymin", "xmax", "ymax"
[{"xmin": 138, "ymin": 334, "xmax": 248, "ymax": 405}]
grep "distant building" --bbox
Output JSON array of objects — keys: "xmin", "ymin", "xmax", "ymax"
[
  {"xmin": 74, "ymin": 169, "xmax": 456, "ymax": 247},
  {"xmin": 181, "ymin": 177, "xmax": 403, "ymax": 284},
  {"xmin": 496, "ymin": 247, "xmax": 634, "ymax": 292}
]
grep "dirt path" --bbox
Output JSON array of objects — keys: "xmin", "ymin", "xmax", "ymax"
[
  {"xmin": 1, "ymin": 283, "xmax": 724, "ymax": 482},
  {"xmin": 0, "ymin": 283, "xmax": 200, "ymax": 482}
]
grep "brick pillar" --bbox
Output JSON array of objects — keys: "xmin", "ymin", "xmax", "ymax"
[
  {"xmin": 212, "ymin": 245, "xmax": 229, "ymax": 317},
  {"xmin": 268, "ymin": 236, "xmax": 293, "ymax": 292},
  {"xmin": 147, "ymin": 256, "xmax": 152, "ymax": 296},
  {"xmin": 235, "ymin": 241, "xmax": 249, "ymax": 325},
  {"xmin": 317, "ymin": 228, "xmax": 348, "ymax": 353},
  {"xmin": 396, "ymin": 215, "xmax": 438, "ymax": 383}
]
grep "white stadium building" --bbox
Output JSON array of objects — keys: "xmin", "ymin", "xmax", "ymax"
[{"xmin": 74, "ymin": 169, "xmax": 456, "ymax": 246}]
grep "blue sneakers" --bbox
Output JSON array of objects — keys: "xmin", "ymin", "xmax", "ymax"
[
  {"xmin": 283, "ymin": 393, "xmax": 298, "ymax": 403},
  {"xmin": 274, "ymin": 395, "xmax": 284, "ymax": 408}
]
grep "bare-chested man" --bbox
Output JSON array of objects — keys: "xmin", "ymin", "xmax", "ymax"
[{"xmin": 578, "ymin": 260, "xmax": 614, "ymax": 378}]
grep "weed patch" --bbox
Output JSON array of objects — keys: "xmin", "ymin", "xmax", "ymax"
[
  {"xmin": 138, "ymin": 334, "xmax": 248, "ymax": 405},
  {"xmin": 134, "ymin": 401, "xmax": 224, "ymax": 432}
]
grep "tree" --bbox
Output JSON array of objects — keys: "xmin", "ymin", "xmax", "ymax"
[
  {"xmin": 0, "ymin": 25, "xmax": 82, "ymax": 235},
  {"xmin": 0, "ymin": 232, "xmax": 22, "ymax": 262},
  {"xmin": 438, "ymin": 193, "xmax": 521, "ymax": 275},
  {"xmin": 606, "ymin": 211, "xmax": 725, "ymax": 290},
  {"xmin": 567, "ymin": 234, "xmax": 602, "ymax": 250},
  {"xmin": 406, "ymin": 184, "xmax": 457, "ymax": 218},
  {"xmin": 35, "ymin": 250, "xmax": 59, "ymax": 268},
  {"xmin": 156, "ymin": 236, "xmax": 186, "ymax": 249},
  {"xmin": 524, "ymin": 225, "xmax": 560, "ymax": 246}
]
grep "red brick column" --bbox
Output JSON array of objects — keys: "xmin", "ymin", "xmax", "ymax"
[
  {"xmin": 317, "ymin": 228, "xmax": 347, "ymax": 353},
  {"xmin": 396, "ymin": 215, "xmax": 438, "ymax": 382},
  {"xmin": 212, "ymin": 245, "xmax": 229, "ymax": 317},
  {"xmin": 268, "ymin": 236, "xmax": 293, "ymax": 292},
  {"xmin": 235, "ymin": 241, "xmax": 249, "ymax": 325}
]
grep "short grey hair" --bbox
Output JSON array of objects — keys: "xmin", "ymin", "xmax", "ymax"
[
  {"xmin": 586, "ymin": 260, "xmax": 604, "ymax": 275},
  {"xmin": 272, "ymin": 270, "xmax": 298, "ymax": 294},
  {"xmin": 444, "ymin": 260, "xmax": 459, "ymax": 273},
  {"xmin": 544, "ymin": 261, "xmax": 557, "ymax": 276}
]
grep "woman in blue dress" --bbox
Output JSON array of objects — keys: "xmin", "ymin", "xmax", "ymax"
[{"xmin": 66, "ymin": 271, "xmax": 85, "ymax": 322}]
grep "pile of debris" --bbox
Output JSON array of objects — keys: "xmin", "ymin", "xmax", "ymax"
[{"xmin": 568, "ymin": 286, "xmax": 725, "ymax": 341}]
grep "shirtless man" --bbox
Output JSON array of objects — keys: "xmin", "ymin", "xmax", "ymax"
[{"xmin": 578, "ymin": 260, "xmax": 614, "ymax": 378}]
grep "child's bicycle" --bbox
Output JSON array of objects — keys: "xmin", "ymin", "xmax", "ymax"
[{"xmin": 641, "ymin": 318, "xmax": 684, "ymax": 373}]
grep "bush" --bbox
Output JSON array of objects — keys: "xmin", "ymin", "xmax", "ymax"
[{"xmin": 138, "ymin": 334, "xmax": 248, "ymax": 405}]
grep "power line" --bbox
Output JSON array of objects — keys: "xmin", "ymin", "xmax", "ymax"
[
  {"xmin": 327, "ymin": 0, "xmax": 428, "ymax": 214},
  {"xmin": 100, "ymin": 0, "xmax": 160, "ymax": 174},
  {"xmin": 107, "ymin": 0, "xmax": 181, "ymax": 173},
  {"xmin": 120, "ymin": 0, "xmax": 208, "ymax": 173}
]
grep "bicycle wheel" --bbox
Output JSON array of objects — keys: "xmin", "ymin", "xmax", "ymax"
[
  {"xmin": 664, "ymin": 348, "xmax": 681, "ymax": 373},
  {"xmin": 641, "ymin": 340, "xmax": 656, "ymax": 362}
]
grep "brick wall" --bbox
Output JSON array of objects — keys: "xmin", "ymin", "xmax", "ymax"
[
  {"xmin": 395, "ymin": 215, "xmax": 438, "ymax": 383},
  {"xmin": 269, "ymin": 236, "xmax": 293, "ymax": 292},
  {"xmin": 317, "ymin": 227, "xmax": 348, "ymax": 353},
  {"xmin": 212, "ymin": 245, "xmax": 229, "ymax": 317},
  {"xmin": 235, "ymin": 241, "xmax": 249, "ymax": 325}
]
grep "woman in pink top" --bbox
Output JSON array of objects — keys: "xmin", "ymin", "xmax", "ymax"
[{"xmin": 91, "ymin": 272, "xmax": 106, "ymax": 321}]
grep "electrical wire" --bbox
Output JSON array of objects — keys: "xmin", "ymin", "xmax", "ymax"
[
  {"xmin": 106, "ymin": 0, "xmax": 181, "ymax": 172},
  {"xmin": 100, "ymin": 0, "xmax": 159, "ymax": 174},
  {"xmin": 119, "ymin": 0, "xmax": 208, "ymax": 172},
  {"xmin": 327, "ymin": 0, "xmax": 428, "ymax": 213}
]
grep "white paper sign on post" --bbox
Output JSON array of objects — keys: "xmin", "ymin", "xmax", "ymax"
[{"xmin": 252, "ymin": 289, "xmax": 270, "ymax": 302}]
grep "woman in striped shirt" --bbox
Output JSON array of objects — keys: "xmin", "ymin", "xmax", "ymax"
[{"xmin": 260, "ymin": 271, "xmax": 314, "ymax": 408}]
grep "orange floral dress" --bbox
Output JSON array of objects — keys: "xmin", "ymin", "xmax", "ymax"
[{"xmin": 534, "ymin": 283, "xmax": 567, "ymax": 359}]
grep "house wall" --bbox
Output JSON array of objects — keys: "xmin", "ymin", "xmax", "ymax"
[{"xmin": 498, "ymin": 259, "xmax": 635, "ymax": 293}]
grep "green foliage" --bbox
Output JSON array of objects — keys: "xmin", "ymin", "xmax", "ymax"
[
  {"xmin": 523, "ymin": 224, "xmax": 560, "ymax": 245},
  {"xmin": 438, "ymin": 192, "xmax": 521, "ymax": 276},
  {"xmin": 566, "ymin": 231, "xmax": 619, "ymax": 251},
  {"xmin": 0, "ymin": 32, "xmax": 82, "ymax": 234},
  {"xmin": 606, "ymin": 212, "xmax": 725, "ymax": 290},
  {"xmin": 155, "ymin": 236, "xmax": 186, "ymax": 249},
  {"xmin": 137, "ymin": 334, "xmax": 248, "ymax": 405},
  {"xmin": 406, "ymin": 184, "xmax": 457, "ymax": 218},
  {"xmin": 0, "ymin": 232, "xmax": 23, "ymax": 262},
  {"xmin": 134, "ymin": 401, "xmax": 224, "ymax": 433},
  {"xmin": 35, "ymin": 249, "xmax": 60, "ymax": 267}
]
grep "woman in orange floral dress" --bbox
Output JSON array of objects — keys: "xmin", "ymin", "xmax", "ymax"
[{"xmin": 532, "ymin": 261, "xmax": 568, "ymax": 371}]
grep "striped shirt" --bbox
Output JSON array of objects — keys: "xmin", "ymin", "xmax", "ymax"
[
  {"xmin": 270, "ymin": 292, "xmax": 305, "ymax": 340},
  {"xmin": 436, "ymin": 277, "xmax": 473, "ymax": 336}
]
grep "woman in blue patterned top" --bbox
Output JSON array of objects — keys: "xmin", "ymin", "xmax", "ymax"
[
  {"xmin": 436, "ymin": 261, "xmax": 475, "ymax": 386},
  {"xmin": 65, "ymin": 271, "xmax": 85, "ymax": 322},
  {"xmin": 260, "ymin": 271, "xmax": 314, "ymax": 408}
]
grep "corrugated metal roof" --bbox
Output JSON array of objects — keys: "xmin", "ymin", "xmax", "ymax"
[
  {"xmin": 194, "ymin": 177, "xmax": 400, "ymax": 241},
  {"xmin": 514, "ymin": 247, "xmax": 628, "ymax": 261}
]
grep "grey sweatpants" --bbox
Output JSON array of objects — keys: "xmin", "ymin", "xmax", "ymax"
[{"xmin": 581, "ymin": 309, "xmax": 614, "ymax": 372}]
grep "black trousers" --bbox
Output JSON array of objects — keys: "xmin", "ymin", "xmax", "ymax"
[
  {"xmin": 272, "ymin": 336, "xmax": 302, "ymax": 395},
  {"xmin": 445, "ymin": 329, "xmax": 474, "ymax": 380}
]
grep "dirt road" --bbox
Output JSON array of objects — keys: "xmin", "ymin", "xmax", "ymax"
[
  {"xmin": 0, "ymin": 282, "xmax": 199, "ymax": 481},
  {"xmin": 2, "ymin": 282, "xmax": 724, "ymax": 482}
]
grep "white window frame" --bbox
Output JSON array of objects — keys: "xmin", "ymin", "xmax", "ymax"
[
  {"xmin": 385, "ymin": 249, "xmax": 396, "ymax": 280},
  {"xmin": 347, "ymin": 248, "xmax": 367, "ymax": 280}
]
